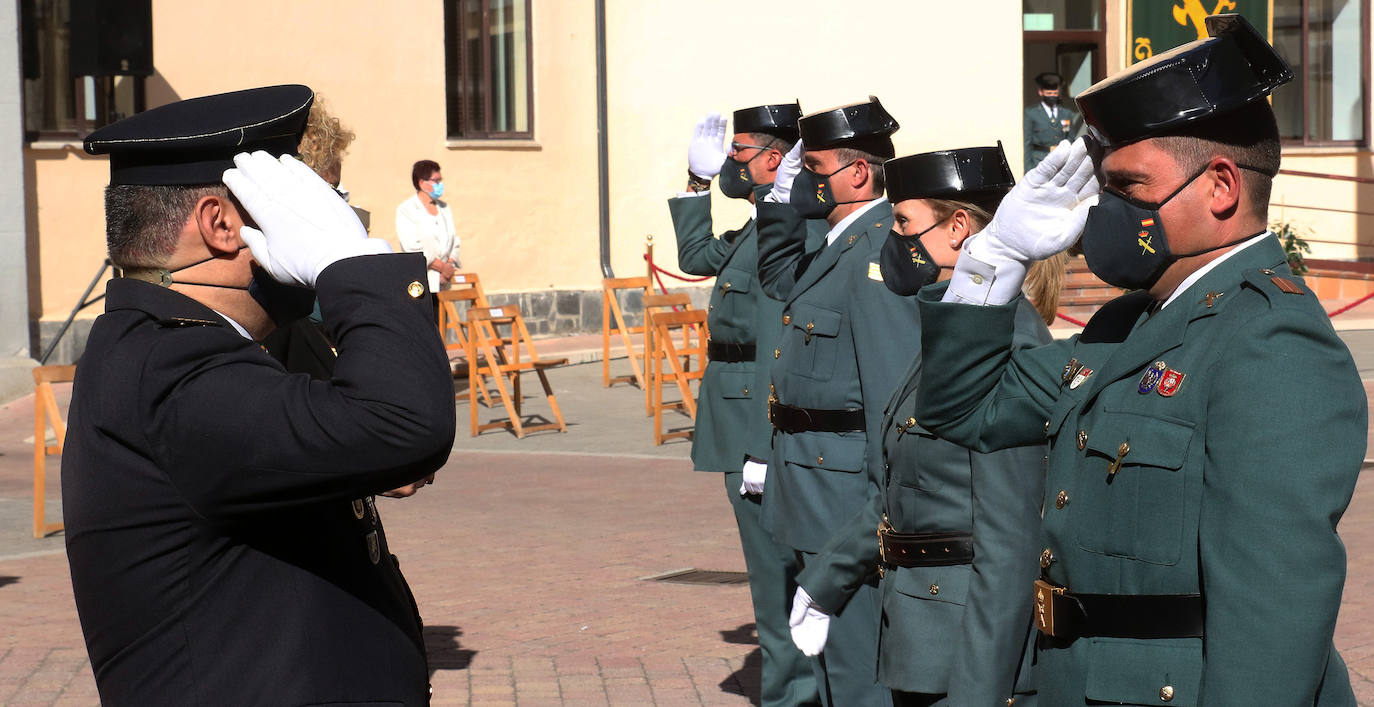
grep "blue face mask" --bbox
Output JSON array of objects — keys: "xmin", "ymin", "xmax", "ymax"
[{"xmin": 427, "ymin": 181, "xmax": 445, "ymax": 200}]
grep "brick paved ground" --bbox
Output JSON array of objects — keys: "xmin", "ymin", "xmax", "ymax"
[{"xmin": 2, "ymin": 349, "xmax": 1374, "ymax": 705}]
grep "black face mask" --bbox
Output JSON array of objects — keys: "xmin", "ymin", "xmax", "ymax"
[
  {"xmin": 790, "ymin": 160, "xmax": 867, "ymax": 219},
  {"xmin": 126, "ymin": 246, "xmax": 317, "ymax": 328},
  {"xmin": 880, "ymin": 221, "xmax": 946, "ymax": 296},
  {"xmin": 1081, "ymin": 162, "xmax": 1269, "ymax": 291},
  {"xmin": 719, "ymin": 138, "xmax": 777, "ymax": 200}
]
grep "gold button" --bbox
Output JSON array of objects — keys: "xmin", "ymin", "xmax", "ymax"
[
  {"xmin": 1006, "ymin": 699, "xmax": 1016, "ymax": 706},
  {"xmin": 1159, "ymin": 685, "xmax": 1174, "ymax": 702},
  {"xmin": 1043, "ymin": 420, "xmax": 1051, "ymax": 434},
  {"xmin": 742, "ymin": 387, "xmax": 750, "ymax": 395},
  {"xmin": 928, "ymin": 584, "xmax": 939, "ymax": 595},
  {"xmin": 722, "ymin": 282, "xmax": 732, "ymax": 289},
  {"xmin": 971, "ymin": 274, "xmax": 984, "ymax": 285},
  {"xmin": 1056, "ymin": 490, "xmax": 1069, "ymax": 509},
  {"xmin": 406, "ymin": 281, "xmax": 425, "ymax": 299},
  {"xmin": 905, "ymin": 417, "xmax": 916, "ymax": 427},
  {"xmin": 1076, "ymin": 429, "xmax": 1087, "ymax": 450},
  {"xmin": 1040, "ymin": 548, "xmax": 1054, "ymax": 568},
  {"xmin": 1118, "ymin": 441, "xmax": 1131, "ymax": 456},
  {"xmin": 816, "ymin": 456, "xmax": 824, "ymax": 465},
  {"xmin": 1260, "ymin": 268, "xmax": 1275, "ymax": 276},
  {"xmin": 806, "ymin": 322, "xmax": 815, "ymax": 331},
  {"xmin": 708, "ymin": 304, "xmax": 715, "ymax": 311},
  {"xmin": 774, "ymin": 348, "xmax": 781, "ymax": 359},
  {"xmin": 782, "ymin": 314, "xmax": 792, "ymax": 325}
]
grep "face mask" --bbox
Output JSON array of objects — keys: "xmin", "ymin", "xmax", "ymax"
[
  {"xmin": 427, "ymin": 182, "xmax": 445, "ymax": 200},
  {"xmin": 247, "ymin": 265, "xmax": 319, "ymax": 326},
  {"xmin": 719, "ymin": 139, "xmax": 777, "ymax": 200},
  {"xmin": 790, "ymin": 160, "xmax": 865, "ymax": 219},
  {"xmin": 1042, "ymin": 94, "xmax": 1060, "ymax": 105},
  {"xmin": 880, "ymin": 222, "xmax": 945, "ymax": 296},
  {"xmin": 1081, "ymin": 163, "xmax": 1268, "ymax": 291}
]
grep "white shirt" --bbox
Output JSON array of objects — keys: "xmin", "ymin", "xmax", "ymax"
[
  {"xmin": 1042, "ymin": 102, "xmax": 1059, "ymax": 121},
  {"xmin": 213, "ymin": 309, "xmax": 252, "ymax": 340},
  {"xmin": 395, "ymin": 194, "xmax": 460, "ymax": 291},
  {"xmin": 1159, "ymin": 231, "xmax": 1272, "ymax": 310},
  {"xmin": 825, "ymin": 198, "xmax": 887, "ymax": 246}
]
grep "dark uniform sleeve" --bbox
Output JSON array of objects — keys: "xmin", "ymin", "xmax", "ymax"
[
  {"xmin": 947, "ymin": 302, "xmax": 1050, "ymax": 704},
  {"xmin": 755, "ymin": 200, "xmax": 811, "ymax": 302},
  {"xmin": 144, "ymin": 253, "xmax": 456, "ymax": 520},
  {"xmin": 668, "ymin": 193, "xmax": 729, "ymax": 276},
  {"xmin": 914, "ymin": 282, "xmax": 1073, "ymax": 452},
  {"xmin": 1197, "ymin": 292, "xmax": 1364, "ymax": 703}
]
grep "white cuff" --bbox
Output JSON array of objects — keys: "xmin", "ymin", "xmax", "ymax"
[
  {"xmin": 675, "ymin": 190, "xmax": 711, "ymax": 199},
  {"xmin": 943, "ymin": 240, "xmax": 1027, "ymax": 306}
]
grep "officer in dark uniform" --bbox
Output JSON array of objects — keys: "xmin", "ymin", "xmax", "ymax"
[
  {"xmin": 915, "ymin": 16, "xmax": 1364, "ymax": 704},
  {"xmin": 669, "ymin": 102, "xmax": 823, "ymax": 707},
  {"xmin": 796, "ymin": 145, "xmax": 1049, "ymax": 706},
  {"xmin": 63, "ymin": 85, "xmax": 454, "ymax": 706},
  {"xmin": 754, "ymin": 97, "xmax": 915, "ymax": 707},
  {"xmin": 1023, "ymin": 72, "xmax": 1081, "ymax": 173}
]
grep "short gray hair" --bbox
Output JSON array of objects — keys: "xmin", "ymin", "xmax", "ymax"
[{"xmin": 104, "ymin": 184, "xmax": 226, "ymax": 268}]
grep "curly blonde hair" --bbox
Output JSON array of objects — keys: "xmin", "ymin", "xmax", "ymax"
[
  {"xmin": 297, "ymin": 94, "xmax": 356, "ymax": 184},
  {"xmin": 926, "ymin": 196, "xmax": 1065, "ymax": 325}
]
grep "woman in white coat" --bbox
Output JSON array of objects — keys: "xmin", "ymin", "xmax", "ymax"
[{"xmin": 396, "ymin": 159, "xmax": 460, "ymax": 291}]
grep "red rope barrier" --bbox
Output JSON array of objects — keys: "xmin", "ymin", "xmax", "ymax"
[
  {"xmin": 1327, "ymin": 290, "xmax": 1374, "ymax": 318},
  {"xmin": 1056, "ymin": 312, "xmax": 1087, "ymax": 327},
  {"xmin": 642, "ymin": 254, "xmax": 712, "ymax": 282}
]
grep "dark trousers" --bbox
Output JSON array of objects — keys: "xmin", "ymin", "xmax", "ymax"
[{"xmin": 724, "ymin": 472, "xmax": 822, "ymax": 707}]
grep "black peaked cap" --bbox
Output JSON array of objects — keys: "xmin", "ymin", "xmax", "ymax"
[
  {"xmin": 798, "ymin": 96, "xmax": 899, "ymax": 150},
  {"xmin": 885, "ymin": 144, "xmax": 1015, "ymax": 204},
  {"xmin": 1075, "ymin": 14, "xmax": 1290, "ymax": 146},
  {"xmin": 84, "ymin": 84, "xmax": 315, "ymax": 186},
  {"xmin": 733, "ymin": 102, "xmax": 802, "ymax": 142}
]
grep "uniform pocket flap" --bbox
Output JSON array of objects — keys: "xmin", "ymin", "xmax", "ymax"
[
  {"xmin": 890, "ymin": 563, "xmax": 971, "ymax": 606},
  {"xmin": 1083, "ymin": 409, "xmax": 1195, "ymax": 471},
  {"xmin": 718, "ymin": 369, "xmax": 756, "ymax": 399},
  {"xmin": 791, "ymin": 303, "xmax": 843, "ymax": 338},
  {"xmin": 1084, "ymin": 637, "xmax": 1200, "ymax": 706},
  {"xmin": 717, "ymin": 267, "xmax": 752, "ymax": 294},
  {"xmin": 783, "ymin": 432, "xmax": 866, "ymax": 472}
]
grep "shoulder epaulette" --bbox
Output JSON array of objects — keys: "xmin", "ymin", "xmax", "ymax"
[{"xmin": 155, "ymin": 317, "xmax": 222, "ymax": 329}]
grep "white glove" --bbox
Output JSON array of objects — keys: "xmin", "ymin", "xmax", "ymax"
[
  {"xmin": 946, "ymin": 138, "xmax": 1099, "ymax": 305},
  {"xmin": 224, "ymin": 151, "xmax": 391, "ymax": 288},
  {"xmin": 764, "ymin": 140, "xmax": 805, "ymax": 204},
  {"xmin": 687, "ymin": 112, "xmax": 728, "ymax": 179},
  {"xmin": 739, "ymin": 460, "xmax": 767, "ymax": 496},
  {"xmin": 789, "ymin": 586, "xmax": 831, "ymax": 657}
]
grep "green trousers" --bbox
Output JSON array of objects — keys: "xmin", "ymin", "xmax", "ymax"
[{"xmin": 724, "ymin": 472, "xmax": 822, "ymax": 707}]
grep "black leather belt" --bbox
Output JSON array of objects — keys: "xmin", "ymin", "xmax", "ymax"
[
  {"xmin": 769, "ymin": 400, "xmax": 864, "ymax": 434},
  {"xmin": 1033, "ymin": 579, "xmax": 1204, "ymax": 639},
  {"xmin": 707, "ymin": 341, "xmax": 756, "ymax": 363},
  {"xmin": 879, "ymin": 526, "xmax": 973, "ymax": 568}
]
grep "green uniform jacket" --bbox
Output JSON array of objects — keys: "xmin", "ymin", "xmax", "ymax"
[
  {"xmin": 755, "ymin": 198, "xmax": 924, "ymax": 553},
  {"xmin": 913, "ymin": 237, "xmax": 1364, "ymax": 706},
  {"xmin": 795, "ymin": 297, "xmax": 1049, "ymax": 700},
  {"xmin": 1023, "ymin": 103, "xmax": 1081, "ymax": 172},
  {"xmin": 669, "ymin": 192, "xmax": 780, "ymax": 470}
]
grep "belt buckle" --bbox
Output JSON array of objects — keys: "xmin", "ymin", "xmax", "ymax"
[{"xmin": 1034, "ymin": 578, "xmax": 1066, "ymax": 637}]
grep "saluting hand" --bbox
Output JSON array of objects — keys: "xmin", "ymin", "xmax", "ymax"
[
  {"xmin": 224, "ymin": 152, "xmax": 391, "ymax": 289},
  {"xmin": 764, "ymin": 140, "xmax": 804, "ymax": 205},
  {"xmin": 687, "ymin": 112, "xmax": 728, "ymax": 180},
  {"xmin": 975, "ymin": 137, "xmax": 1099, "ymax": 264}
]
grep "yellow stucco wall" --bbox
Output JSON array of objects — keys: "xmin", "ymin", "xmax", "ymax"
[{"xmin": 20, "ymin": 0, "xmax": 1374, "ymax": 325}]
